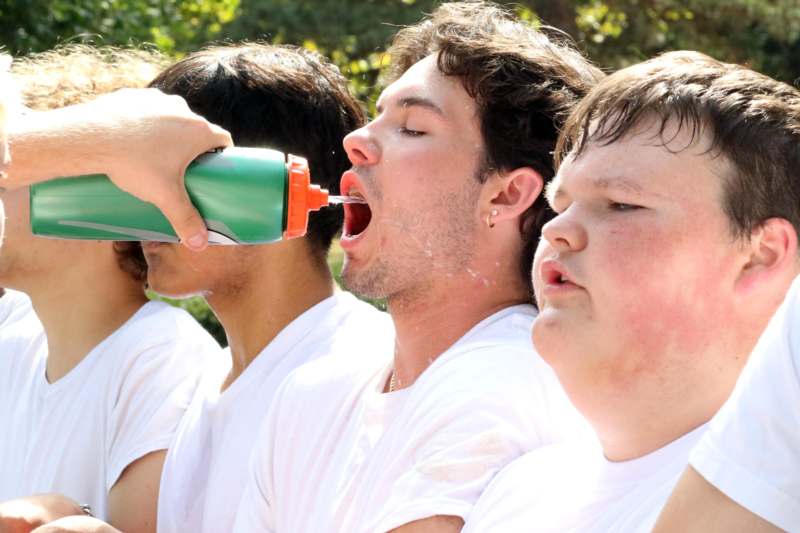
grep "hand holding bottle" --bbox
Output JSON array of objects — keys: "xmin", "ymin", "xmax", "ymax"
[{"xmin": 6, "ymin": 88, "xmax": 233, "ymax": 251}]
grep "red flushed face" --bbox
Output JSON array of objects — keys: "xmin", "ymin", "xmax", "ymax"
[
  {"xmin": 339, "ymin": 55, "xmax": 485, "ymax": 300},
  {"xmin": 531, "ymin": 119, "xmax": 748, "ymax": 406}
]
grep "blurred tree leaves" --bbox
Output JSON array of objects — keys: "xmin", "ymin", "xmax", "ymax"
[
  {"xmin": 2, "ymin": 0, "xmax": 798, "ymax": 98},
  {"xmin": 572, "ymin": 0, "xmax": 800, "ymax": 82},
  {"xmin": 0, "ymin": 0, "xmax": 239, "ymax": 55}
]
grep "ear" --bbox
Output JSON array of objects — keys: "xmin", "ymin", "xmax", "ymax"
[
  {"xmin": 481, "ymin": 167, "xmax": 544, "ymax": 224},
  {"xmin": 736, "ymin": 217, "xmax": 798, "ymax": 290}
]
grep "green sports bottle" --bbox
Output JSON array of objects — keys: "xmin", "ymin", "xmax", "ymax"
[{"xmin": 29, "ymin": 147, "xmax": 330, "ymax": 244}]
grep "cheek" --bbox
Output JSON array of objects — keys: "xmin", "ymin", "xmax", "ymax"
[
  {"xmin": 531, "ymin": 242, "xmax": 550, "ymax": 303},
  {"xmin": 599, "ymin": 226, "xmax": 734, "ymax": 365}
]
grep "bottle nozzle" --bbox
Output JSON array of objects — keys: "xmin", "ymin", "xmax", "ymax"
[
  {"xmin": 306, "ymin": 185, "xmax": 329, "ymax": 212},
  {"xmin": 283, "ymin": 154, "xmax": 329, "ymax": 239}
]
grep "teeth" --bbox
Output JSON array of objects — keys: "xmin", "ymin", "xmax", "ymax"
[{"xmin": 348, "ymin": 189, "xmax": 365, "ymax": 199}]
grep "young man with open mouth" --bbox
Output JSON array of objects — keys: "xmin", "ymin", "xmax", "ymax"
[{"xmin": 234, "ymin": 2, "xmax": 603, "ymax": 531}]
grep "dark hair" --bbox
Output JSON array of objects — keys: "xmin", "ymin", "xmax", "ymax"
[
  {"xmin": 149, "ymin": 43, "xmax": 366, "ymax": 259},
  {"xmin": 113, "ymin": 241, "xmax": 148, "ymax": 283},
  {"xmin": 386, "ymin": 0, "xmax": 603, "ymax": 298},
  {"xmin": 557, "ymin": 50, "xmax": 800, "ymax": 241}
]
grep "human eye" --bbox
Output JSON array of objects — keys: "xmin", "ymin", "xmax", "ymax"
[
  {"xmin": 608, "ymin": 201, "xmax": 643, "ymax": 212},
  {"xmin": 399, "ymin": 126, "xmax": 425, "ymax": 137}
]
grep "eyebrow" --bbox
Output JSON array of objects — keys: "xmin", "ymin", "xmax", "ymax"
[
  {"xmin": 376, "ymin": 96, "xmax": 445, "ymax": 117},
  {"xmin": 591, "ymin": 176, "xmax": 648, "ymax": 196},
  {"xmin": 546, "ymin": 175, "xmax": 652, "ymax": 206}
]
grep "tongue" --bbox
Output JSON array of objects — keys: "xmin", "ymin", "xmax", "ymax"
[{"xmin": 345, "ymin": 203, "xmax": 372, "ymax": 236}]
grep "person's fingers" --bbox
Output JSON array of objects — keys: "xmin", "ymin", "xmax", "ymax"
[
  {"xmin": 157, "ymin": 182, "xmax": 208, "ymax": 251},
  {"xmin": 208, "ymin": 124, "xmax": 233, "ymax": 149}
]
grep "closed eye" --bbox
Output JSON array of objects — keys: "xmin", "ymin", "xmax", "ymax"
[
  {"xmin": 609, "ymin": 202, "xmax": 643, "ymax": 212},
  {"xmin": 399, "ymin": 127, "xmax": 425, "ymax": 137}
]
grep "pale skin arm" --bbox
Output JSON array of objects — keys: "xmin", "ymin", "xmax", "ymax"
[
  {"xmin": 5, "ymin": 88, "xmax": 233, "ymax": 250},
  {"xmin": 0, "ymin": 494, "xmax": 85, "ymax": 533},
  {"xmin": 388, "ymin": 515, "xmax": 464, "ymax": 533},
  {"xmin": 30, "ymin": 517, "xmax": 120, "ymax": 533},
  {"xmin": 652, "ymin": 467, "xmax": 784, "ymax": 533}
]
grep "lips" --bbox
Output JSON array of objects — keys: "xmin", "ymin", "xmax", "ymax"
[
  {"xmin": 539, "ymin": 259, "xmax": 582, "ymax": 290},
  {"xmin": 340, "ymin": 170, "xmax": 373, "ymax": 239}
]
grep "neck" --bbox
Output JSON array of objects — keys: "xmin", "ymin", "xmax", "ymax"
[
  {"xmin": 208, "ymin": 244, "xmax": 335, "ymax": 391},
  {"xmin": 388, "ymin": 260, "xmax": 529, "ymax": 390},
  {"xmin": 23, "ymin": 261, "xmax": 147, "ymax": 383},
  {"xmin": 594, "ymin": 332, "xmax": 757, "ymax": 462}
]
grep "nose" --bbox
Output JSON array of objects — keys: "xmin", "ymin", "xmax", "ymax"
[
  {"xmin": 343, "ymin": 124, "xmax": 379, "ymax": 166},
  {"xmin": 541, "ymin": 208, "xmax": 587, "ymax": 252}
]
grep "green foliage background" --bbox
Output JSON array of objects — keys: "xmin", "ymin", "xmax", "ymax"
[{"xmin": 3, "ymin": 0, "xmax": 798, "ymax": 341}]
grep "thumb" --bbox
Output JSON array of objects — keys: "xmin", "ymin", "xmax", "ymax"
[{"xmin": 158, "ymin": 183, "xmax": 208, "ymax": 251}]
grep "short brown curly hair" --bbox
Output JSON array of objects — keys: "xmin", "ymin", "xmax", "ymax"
[
  {"xmin": 13, "ymin": 44, "xmax": 168, "ymax": 284},
  {"xmin": 386, "ymin": 1, "xmax": 604, "ymax": 298}
]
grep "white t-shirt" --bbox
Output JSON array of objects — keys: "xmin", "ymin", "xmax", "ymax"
[
  {"xmin": 157, "ymin": 292, "xmax": 393, "ymax": 533},
  {"xmin": 0, "ymin": 301, "xmax": 219, "ymax": 520},
  {"xmin": 0, "ymin": 289, "xmax": 38, "ymax": 337},
  {"xmin": 690, "ymin": 276, "xmax": 800, "ymax": 532},
  {"xmin": 234, "ymin": 305, "xmax": 591, "ymax": 533},
  {"xmin": 462, "ymin": 423, "xmax": 706, "ymax": 533}
]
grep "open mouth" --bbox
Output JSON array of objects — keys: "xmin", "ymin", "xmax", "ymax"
[
  {"xmin": 540, "ymin": 260, "xmax": 577, "ymax": 287},
  {"xmin": 340, "ymin": 176, "xmax": 373, "ymax": 239}
]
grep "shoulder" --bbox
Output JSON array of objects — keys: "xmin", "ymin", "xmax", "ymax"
[
  {"xmin": 485, "ymin": 444, "xmax": 572, "ymax": 494},
  {"xmin": 102, "ymin": 302, "xmax": 220, "ymax": 383},
  {"xmin": 113, "ymin": 301, "xmax": 219, "ymax": 354},
  {"xmin": 417, "ymin": 306, "xmax": 555, "ymax": 399},
  {"xmin": 0, "ymin": 300, "xmax": 45, "ymax": 372},
  {"xmin": 278, "ymin": 295, "xmax": 392, "ymax": 391},
  {"xmin": 125, "ymin": 301, "xmax": 216, "ymax": 339},
  {"xmin": 463, "ymin": 443, "xmax": 584, "ymax": 532},
  {"xmin": 279, "ymin": 343, "xmax": 389, "ymax": 402},
  {"xmin": 0, "ymin": 289, "xmax": 33, "ymax": 326},
  {"xmin": 326, "ymin": 293, "xmax": 394, "ymax": 341}
]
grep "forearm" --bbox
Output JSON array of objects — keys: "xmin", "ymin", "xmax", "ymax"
[
  {"xmin": 2, "ymin": 87, "xmax": 232, "ymax": 248},
  {"xmin": 30, "ymin": 516, "xmax": 121, "ymax": 533},
  {"xmin": 6, "ymin": 105, "xmax": 115, "ymax": 188},
  {"xmin": 0, "ymin": 494, "xmax": 84, "ymax": 533}
]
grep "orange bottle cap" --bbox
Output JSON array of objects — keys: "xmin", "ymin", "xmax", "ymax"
[{"xmin": 284, "ymin": 154, "xmax": 330, "ymax": 239}]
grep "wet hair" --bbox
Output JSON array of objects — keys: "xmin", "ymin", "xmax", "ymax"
[
  {"xmin": 386, "ymin": 0, "xmax": 604, "ymax": 298},
  {"xmin": 12, "ymin": 44, "xmax": 166, "ymax": 283},
  {"xmin": 148, "ymin": 43, "xmax": 366, "ymax": 262},
  {"xmin": 557, "ymin": 50, "xmax": 800, "ymax": 241}
]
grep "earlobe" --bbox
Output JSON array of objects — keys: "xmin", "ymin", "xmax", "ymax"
[
  {"xmin": 738, "ymin": 217, "xmax": 798, "ymax": 287},
  {"xmin": 486, "ymin": 167, "xmax": 544, "ymax": 223}
]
